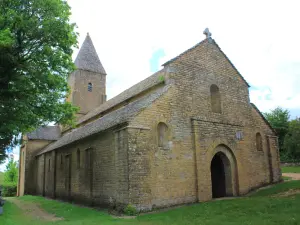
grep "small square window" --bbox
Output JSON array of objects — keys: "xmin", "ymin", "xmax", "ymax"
[{"xmin": 88, "ymin": 83, "xmax": 93, "ymax": 92}]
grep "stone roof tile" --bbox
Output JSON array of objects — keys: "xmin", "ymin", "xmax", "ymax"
[
  {"xmin": 27, "ymin": 126, "xmax": 61, "ymax": 141},
  {"xmin": 37, "ymin": 85, "xmax": 171, "ymax": 155},
  {"xmin": 74, "ymin": 33, "xmax": 106, "ymax": 74},
  {"xmin": 77, "ymin": 69, "xmax": 165, "ymax": 125}
]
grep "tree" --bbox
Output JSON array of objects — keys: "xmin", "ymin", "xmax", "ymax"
[
  {"xmin": 4, "ymin": 158, "xmax": 18, "ymax": 184},
  {"xmin": 0, "ymin": 0, "xmax": 79, "ymax": 161},
  {"xmin": 264, "ymin": 107, "xmax": 290, "ymax": 151},
  {"xmin": 284, "ymin": 118, "xmax": 300, "ymax": 161}
]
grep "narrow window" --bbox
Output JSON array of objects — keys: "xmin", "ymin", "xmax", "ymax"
[
  {"xmin": 60, "ymin": 154, "xmax": 63, "ymax": 169},
  {"xmin": 158, "ymin": 122, "xmax": 169, "ymax": 149},
  {"xmin": 85, "ymin": 149, "xmax": 89, "ymax": 170},
  {"xmin": 88, "ymin": 82, "xmax": 93, "ymax": 92},
  {"xmin": 256, "ymin": 132, "xmax": 263, "ymax": 151},
  {"xmin": 48, "ymin": 159, "xmax": 51, "ymax": 172},
  {"xmin": 210, "ymin": 84, "xmax": 221, "ymax": 113},
  {"xmin": 77, "ymin": 149, "xmax": 80, "ymax": 169},
  {"xmin": 85, "ymin": 149, "xmax": 93, "ymax": 175}
]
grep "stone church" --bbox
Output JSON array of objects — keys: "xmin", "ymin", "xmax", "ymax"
[{"xmin": 18, "ymin": 29, "xmax": 281, "ymax": 211}]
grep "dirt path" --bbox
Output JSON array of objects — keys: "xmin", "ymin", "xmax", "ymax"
[
  {"xmin": 282, "ymin": 173, "xmax": 300, "ymax": 180},
  {"xmin": 8, "ymin": 197, "xmax": 63, "ymax": 222}
]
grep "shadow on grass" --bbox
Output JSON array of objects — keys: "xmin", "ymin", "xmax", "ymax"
[
  {"xmin": 3, "ymin": 181, "xmax": 300, "ymax": 225},
  {"xmin": 250, "ymin": 180, "xmax": 300, "ymax": 197}
]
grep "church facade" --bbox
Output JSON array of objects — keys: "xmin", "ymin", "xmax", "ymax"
[{"xmin": 18, "ymin": 30, "xmax": 281, "ymax": 212}]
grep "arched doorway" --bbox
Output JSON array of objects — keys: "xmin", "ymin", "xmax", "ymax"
[{"xmin": 210, "ymin": 151, "xmax": 234, "ymax": 198}]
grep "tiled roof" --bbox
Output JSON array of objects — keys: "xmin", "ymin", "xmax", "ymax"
[
  {"xmin": 74, "ymin": 33, "xmax": 106, "ymax": 74},
  {"xmin": 37, "ymin": 85, "xmax": 171, "ymax": 155},
  {"xmin": 77, "ymin": 69, "xmax": 165, "ymax": 125},
  {"xmin": 27, "ymin": 126, "xmax": 61, "ymax": 141}
]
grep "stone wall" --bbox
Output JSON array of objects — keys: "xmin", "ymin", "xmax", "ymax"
[
  {"xmin": 35, "ymin": 129, "xmax": 129, "ymax": 207},
  {"xmin": 36, "ymin": 154, "xmax": 45, "ymax": 196},
  {"xmin": 68, "ymin": 69, "xmax": 106, "ymax": 116},
  {"xmin": 126, "ymin": 38, "xmax": 280, "ymax": 210},
  {"xmin": 18, "ymin": 144, "xmax": 26, "ymax": 196},
  {"xmin": 281, "ymin": 162, "xmax": 300, "ymax": 167},
  {"xmin": 44, "ymin": 151, "xmax": 56, "ymax": 198},
  {"xmin": 31, "ymin": 37, "xmax": 281, "ymax": 212},
  {"xmin": 129, "ymin": 86, "xmax": 198, "ymax": 211},
  {"xmin": 18, "ymin": 139, "xmax": 51, "ymax": 196}
]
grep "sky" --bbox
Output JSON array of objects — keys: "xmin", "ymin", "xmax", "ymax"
[
  {"xmin": 67, "ymin": 0, "xmax": 300, "ymax": 118},
  {"xmin": 1, "ymin": 0, "xmax": 300, "ymax": 171}
]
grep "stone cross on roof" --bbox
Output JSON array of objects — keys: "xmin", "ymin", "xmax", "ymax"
[{"xmin": 203, "ymin": 28, "xmax": 212, "ymax": 39}]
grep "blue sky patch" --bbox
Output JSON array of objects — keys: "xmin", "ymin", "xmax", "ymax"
[{"xmin": 150, "ymin": 48, "xmax": 165, "ymax": 72}]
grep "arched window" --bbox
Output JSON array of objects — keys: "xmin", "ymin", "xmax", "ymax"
[
  {"xmin": 157, "ymin": 122, "xmax": 168, "ymax": 149},
  {"xmin": 256, "ymin": 132, "xmax": 263, "ymax": 151},
  {"xmin": 77, "ymin": 149, "xmax": 80, "ymax": 169},
  {"xmin": 88, "ymin": 82, "xmax": 93, "ymax": 92},
  {"xmin": 210, "ymin": 84, "xmax": 221, "ymax": 113}
]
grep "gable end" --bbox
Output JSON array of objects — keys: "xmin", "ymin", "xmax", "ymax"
[{"xmin": 162, "ymin": 38, "xmax": 250, "ymax": 88}]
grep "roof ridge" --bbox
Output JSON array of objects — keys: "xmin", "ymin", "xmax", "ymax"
[
  {"xmin": 74, "ymin": 33, "xmax": 106, "ymax": 74},
  {"xmin": 212, "ymin": 39, "xmax": 250, "ymax": 87},
  {"xmin": 76, "ymin": 69, "xmax": 166, "ymax": 125},
  {"xmin": 27, "ymin": 125, "xmax": 61, "ymax": 141},
  {"xmin": 162, "ymin": 39, "xmax": 208, "ymax": 66},
  {"xmin": 250, "ymin": 103, "xmax": 276, "ymax": 134},
  {"xmin": 162, "ymin": 37, "xmax": 250, "ymax": 88},
  {"xmin": 37, "ymin": 85, "xmax": 171, "ymax": 155}
]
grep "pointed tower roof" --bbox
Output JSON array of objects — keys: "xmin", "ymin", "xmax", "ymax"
[{"xmin": 74, "ymin": 33, "xmax": 106, "ymax": 74}]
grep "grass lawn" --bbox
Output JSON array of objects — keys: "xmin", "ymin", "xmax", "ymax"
[
  {"xmin": 283, "ymin": 176, "xmax": 292, "ymax": 181},
  {"xmin": 0, "ymin": 172, "xmax": 4, "ymax": 185},
  {"xmin": 281, "ymin": 166, "xmax": 300, "ymax": 173},
  {"xmin": 1, "ymin": 181, "xmax": 300, "ymax": 225}
]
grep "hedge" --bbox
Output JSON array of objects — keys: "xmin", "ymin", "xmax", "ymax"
[{"xmin": 1, "ymin": 183, "xmax": 17, "ymax": 197}]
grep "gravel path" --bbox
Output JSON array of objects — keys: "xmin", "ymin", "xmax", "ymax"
[
  {"xmin": 282, "ymin": 173, "xmax": 300, "ymax": 180},
  {"xmin": 8, "ymin": 197, "xmax": 63, "ymax": 222}
]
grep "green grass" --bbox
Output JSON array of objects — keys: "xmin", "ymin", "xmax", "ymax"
[
  {"xmin": 0, "ymin": 172, "xmax": 4, "ymax": 185},
  {"xmin": 250, "ymin": 180, "xmax": 300, "ymax": 197},
  {"xmin": 283, "ymin": 176, "xmax": 292, "ymax": 181},
  {"xmin": 0, "ymin": 200, "xmax": 34, "ymax": 225},
  {"xmin": 282, "ymin": 166, "xmax": 300, "ymax": 173},
  {"xmin": 1, "ymin": 181, "xmax": 300, "ymax": 225}
]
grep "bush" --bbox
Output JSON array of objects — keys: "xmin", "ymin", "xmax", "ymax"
[
  {"xmin": 280, "ymin": 152, "xmax": 300, "ymax": 163},
  {"xmin": 4, "ymin": 159, "xmax": 18, "ymax": 184},
  {"xmin": 1, "ymin": 183, "xmax": 17, "ymax": 197},
  {"xmin": 283, "ymin": 118, "xmax": 300, "ymax": 161},
  {"xmin": 124, "ymin": 204, "xmax": 137, "ymax": 216}
]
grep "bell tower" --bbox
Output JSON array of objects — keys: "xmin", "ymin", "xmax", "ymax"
[{"xmin": 67, "ymin": 33, "xmax": 106, "ymax": 117}]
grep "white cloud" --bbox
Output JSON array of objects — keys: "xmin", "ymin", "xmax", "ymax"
[
  {"xmin": 0, "ymin": 146, "xmax": 19, "ymax": 172},
  {"xmin": 66, "ymin": 0, "xmax": 300, "ymax": 118},
  {"xmin": 2, "ymin": 0, "xmax": 299, "ymax": 171}
]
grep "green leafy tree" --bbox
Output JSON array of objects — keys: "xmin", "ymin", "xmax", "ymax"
[
  {"xmin": 264, "ymin": 107, "xmax": 290, "ymax": 152},
  {"xmin": 283, "ymin": 118, "xmax": 300, "ymax": 161},
  {"xmin": 4, "ymin": 158, "xmax": 18, "ymax": 185},
  {"xmin": 0, "ymin": 0, "xmax": 79, "ymax": 161}
]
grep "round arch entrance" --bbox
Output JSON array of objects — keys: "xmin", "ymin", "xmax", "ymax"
[{"xmin": 210, "ymin": 146, "xmax": 238, "ymax": 198}]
